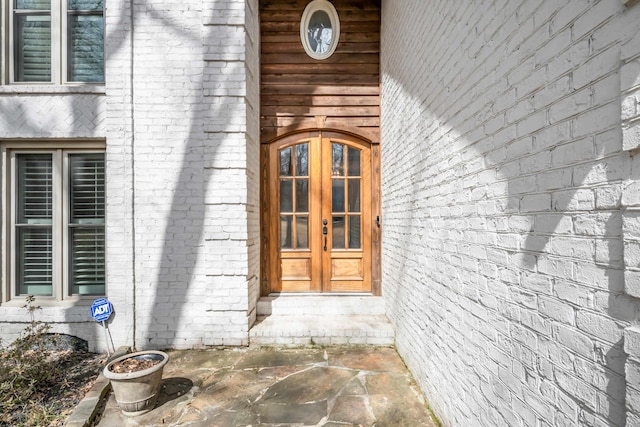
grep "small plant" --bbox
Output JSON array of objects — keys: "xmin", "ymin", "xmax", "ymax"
[
  {"xmin": 0, "ymin": 296, "xmax": 59, "ymax": 426},
  {"xmin": 0, "ymin": 296, "xmax": 104, "ymax": 426}
]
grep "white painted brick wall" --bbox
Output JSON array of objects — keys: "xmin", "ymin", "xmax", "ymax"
[
  {"xmin": 625, "ymin": 327, "xmax": 640, "ymax": 426},
  {"xmin": 102, "ymin": 0, "xmax": 137, "ymax": 354},
  {"xmin": 1, "ymin": 0, "xmax": 259, "ymax": 352},
  {"xmin": 0, "ymin": 36, "xmax": 107, "ymax": 354},
  {"xmin": 382, "ymin": 1, "xmax": 640, "ymax": 426},
  {"xmin": 0, "ymin": 88, "xmax": 105, "ymax": 138},
  {"xmin": 620, "ymin": 0, "xmax": 640, "ymax": 422},
  {"xmin": 122, "ymin": 0, "xmax": 258, "ymax": 349}
]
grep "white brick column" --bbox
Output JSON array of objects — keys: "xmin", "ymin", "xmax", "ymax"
[
  {"xmin": 104, "ymin": 0, "xmax": 136, "ymax": 350},
  {"xmin": 118, "ymin": 0, "xmax": 260, "ymax": 349}
]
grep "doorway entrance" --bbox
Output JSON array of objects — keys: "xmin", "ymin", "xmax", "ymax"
[{"xmin": 263, "ymin": 130, "xmax": 378, "ymax": 294}]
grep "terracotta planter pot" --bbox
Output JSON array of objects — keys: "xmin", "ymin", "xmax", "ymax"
[{"xmin": 103, "ymin": 350, "xmax": 169, "ymax": 416}]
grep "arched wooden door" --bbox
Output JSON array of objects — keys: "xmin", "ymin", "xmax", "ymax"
[{"xmin": 263, "ymin": 131, "xmax": 376, "ymax": 293}]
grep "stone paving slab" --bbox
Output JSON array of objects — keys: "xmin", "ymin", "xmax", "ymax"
[{"xmin": 95, "ymin": 346, "xmax": 439, "ymax": 427}]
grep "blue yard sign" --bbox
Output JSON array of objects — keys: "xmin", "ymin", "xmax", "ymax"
[{"xmin": 90, "ymin": 298, "xmax": 113, "ymax": 322}]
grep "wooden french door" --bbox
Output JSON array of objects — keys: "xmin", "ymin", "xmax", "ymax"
[{"xmin": 267, "ymin": 131, "xmax": 373, "ymax": 293}]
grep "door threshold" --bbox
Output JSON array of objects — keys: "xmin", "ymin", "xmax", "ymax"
[{"xmin": 267, "ymin": 293, "xmax": 374, "ymax": 297}]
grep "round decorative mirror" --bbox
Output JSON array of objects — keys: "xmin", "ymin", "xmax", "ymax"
[{"xmin": 300, "ymin": 0, "xmax": 340, "ymax": 60}]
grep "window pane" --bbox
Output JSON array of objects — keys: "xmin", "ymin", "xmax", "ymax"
[
  {"xmin": 296, "ymin": 216, "xmax": 308, "ymax": 249},
  {"xmin": 332, "ymin": 143, "xmax": 344, "ymax": 176},
  {"xmin": 15, "ymin": 14, "xmax": 51, "ymax": 82},
  {"xmin": 16, "ymin": 155, "xmax": 52, "ymax": 295},
  {"xmin": 296, "ymin": 143, "xmax": 308, "ymax": 176},
  {"xmin": 16, "ymin": 0, "xmax": 50, "ymax": 10},
  {"xmin": 296, "ymin": 179, "xmax": 309, "ymax": 213},
  {"xmin": 348, "ymin": 216, "xmax": 361, "ymax": 249},
  {"xmin": 68, "ymin": 14, "xmax": 104, "ymax": 82},
  {"xmin": 348, "ymin": 179, "xmax": 360, "ymax": 213},
  {"xmin": 347, "ymin": 148, "xmax": 360, "ymax": 176},
  {"xmin": 70, "ymin": 227, "xmax": 104, "ymax": 295},
  {"xmin": 332, "ymin": 216, "xmax": 345, "ymax": 249},
  {"xmin": 332, "ymin": 179, "xmax": 345, "ymax": 212},
  {"xmin": 17, "ymin": 154, "xmax": 52, "ymax": 224},
  {"xmin": 68, "ymin": 0, "xmax": 103, "ymax": 10},
  {"xmin": 69, "ymin": 154, "xmax": 105, "ymax": 295},
  {"xmin": 17, "ymin": 227, "xmax": 53, "ymax": 295},
  {"xmin": 280, "ymin": 147, "xmax": 293, "ymax": 176},
  {"xmin": 307, "ymin": 10, "xmax": 332, "ymax": 54},
  {"xmin": 280, "ymin": 180, "xmax": 293, "ymax": 213},
  {"xmin": 280, "ymin": 216, "xmax": 292, "ymax": 249},
  {"xmin": 69, "ymin": 154, "xmax": 105, "ymax": 223}
]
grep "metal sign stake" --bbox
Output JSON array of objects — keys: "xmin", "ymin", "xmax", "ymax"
[{"xmin": 102, "ymin": 320, "xmax": 111, "ymax": 357}]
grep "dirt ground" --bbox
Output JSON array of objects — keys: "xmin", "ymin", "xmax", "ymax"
[{"xmin": 0, "ymin": 350, "xmax": 106, "ymax": 427}]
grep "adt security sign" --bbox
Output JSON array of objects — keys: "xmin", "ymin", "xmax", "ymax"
[{"xmin": 90, "ymin": 298, "xmax": 113, "ymax": 322}]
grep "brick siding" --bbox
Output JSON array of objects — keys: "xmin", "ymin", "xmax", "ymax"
[
  {"xmin": 381, "ymin": 1, "xmax": 640, "ymax": 425},
  {"xmin": 0, "ymin": 0, "xmax": 259, "ymax": 352}
]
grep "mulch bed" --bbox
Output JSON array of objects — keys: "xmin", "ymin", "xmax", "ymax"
[{"xmin": 0, "ymin": 350, "xmax": 106, "ymax": 427}]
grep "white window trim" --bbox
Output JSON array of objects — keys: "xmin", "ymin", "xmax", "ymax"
[
  {"xmin": 1, "ymin": 142, "xmax": 106, "ymax": 305},
  {"xmin": 3, "ymin": 0, "xmax": 104, "ymax": 86},
  {"xmin": 300, "ymin": 0, "xmax": 340, "ymax": 60}
]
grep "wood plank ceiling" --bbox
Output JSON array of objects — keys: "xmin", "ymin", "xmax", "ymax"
[{"xmin": 260, "ymin": 0, "xmax": 381, "ymax": 143}]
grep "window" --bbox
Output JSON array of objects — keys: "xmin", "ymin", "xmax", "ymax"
[
  {"xmin": 6, "ymin": 148, "xmax": 105, "ymax": 299},
  {"xmin": 300, "ymin": 0, "xmax": 340, "ymax": 60},
  {"xmin": 10, "ymin": 0, "xmax": 104, "ymax": 83}
]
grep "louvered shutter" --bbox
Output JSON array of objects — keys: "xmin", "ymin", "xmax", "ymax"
[
  {"xmin": 16, "ymin": 154, "xmax": 54, "ymax": 295},
  {"xmin": 69, "ymin": 154, "xmax": 105, "ymax": 295},
  {"xmin": 14, "ymin": 0, "xmax": 52, "ymax": 82}
]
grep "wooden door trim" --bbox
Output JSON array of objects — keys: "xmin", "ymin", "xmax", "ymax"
[
  {"xmin": 260, "ymin": 130, "xmax": 381, "ymax": 296},
  {"xmin": 371, "ymin": 144, "xmax": 381, "ymax": 295},
  {"xmin": 261, "ymin": 126, "xmax": 378, "ymax": 145}
]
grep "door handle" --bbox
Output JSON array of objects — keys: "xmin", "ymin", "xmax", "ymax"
[{"xmin": 322, "ymin": 219, "xmax": 328, "ymax": 251}]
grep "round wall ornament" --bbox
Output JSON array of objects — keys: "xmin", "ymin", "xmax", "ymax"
[{"xmin": 300, "ymin": 0, "xmax": 340, "ymax": 60}]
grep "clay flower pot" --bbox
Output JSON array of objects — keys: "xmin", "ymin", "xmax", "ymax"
[{"xmin": 103, "ymin": 350, "xmax": 169, "ymax": 416}]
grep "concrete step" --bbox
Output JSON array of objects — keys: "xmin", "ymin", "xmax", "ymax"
[
  {"xmin": 249, "ymin": 314, "xmax": 394, "ymax": 347},
  {"xmin": 257, "ymin": 295, "xmax": 387, "ymax": 316}
]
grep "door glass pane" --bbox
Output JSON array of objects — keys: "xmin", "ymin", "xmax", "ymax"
[
  {"xmin": 348, "ymin": 216, "xmax": 361, "ymax": 249},
  {"xmin": 280, "ymin": 180, "xmax": 293, "ymax": 212},
  {"xmin": 68, "ymin": 14, "xmax": 104, "ymax": 82},
  {"xmin": 296, "ymin": 179, "xmax": 309, "ymax": 213},
  {"xmin": 296, "ymin": 216, "xmax": 309, "ymax": 249},
  {"xmin": 296, "ymin": 143, "xmax": 308, "ymax": 176},
  {"xmin": 280, "ymin": 147, "xmax": 293, "ymax": 176},
  {"xmin": 70, "ymin": 227, "xmax": 105, "ymax": 295},
  {"xmin": 280, "ymin": 216, "xmax": 292, "ymax": 249},
  {"xmin": 332, "ymin": 143, "xmax": 344, "ymax": 176},
  {"xmin": 332, "ymin": 179, "xmax": 345, "ymax": 212},
  {"xmin": 347, "ymin": 148, "xmax": 360, "ymax": 176},
  {"xmin": 15, "ymin": 15, "xmax": 51, "ymax": 82},
  {"xmin": 348, "ymin": 179, "xmax": 360, "ymax": 213},
  {"xmin": 17, "ymin": 227, "xmax": 53, "ymax": 295},
  {"xmin": 332, "ymin": 216, "xmax": 345, "ymax": 249}
]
